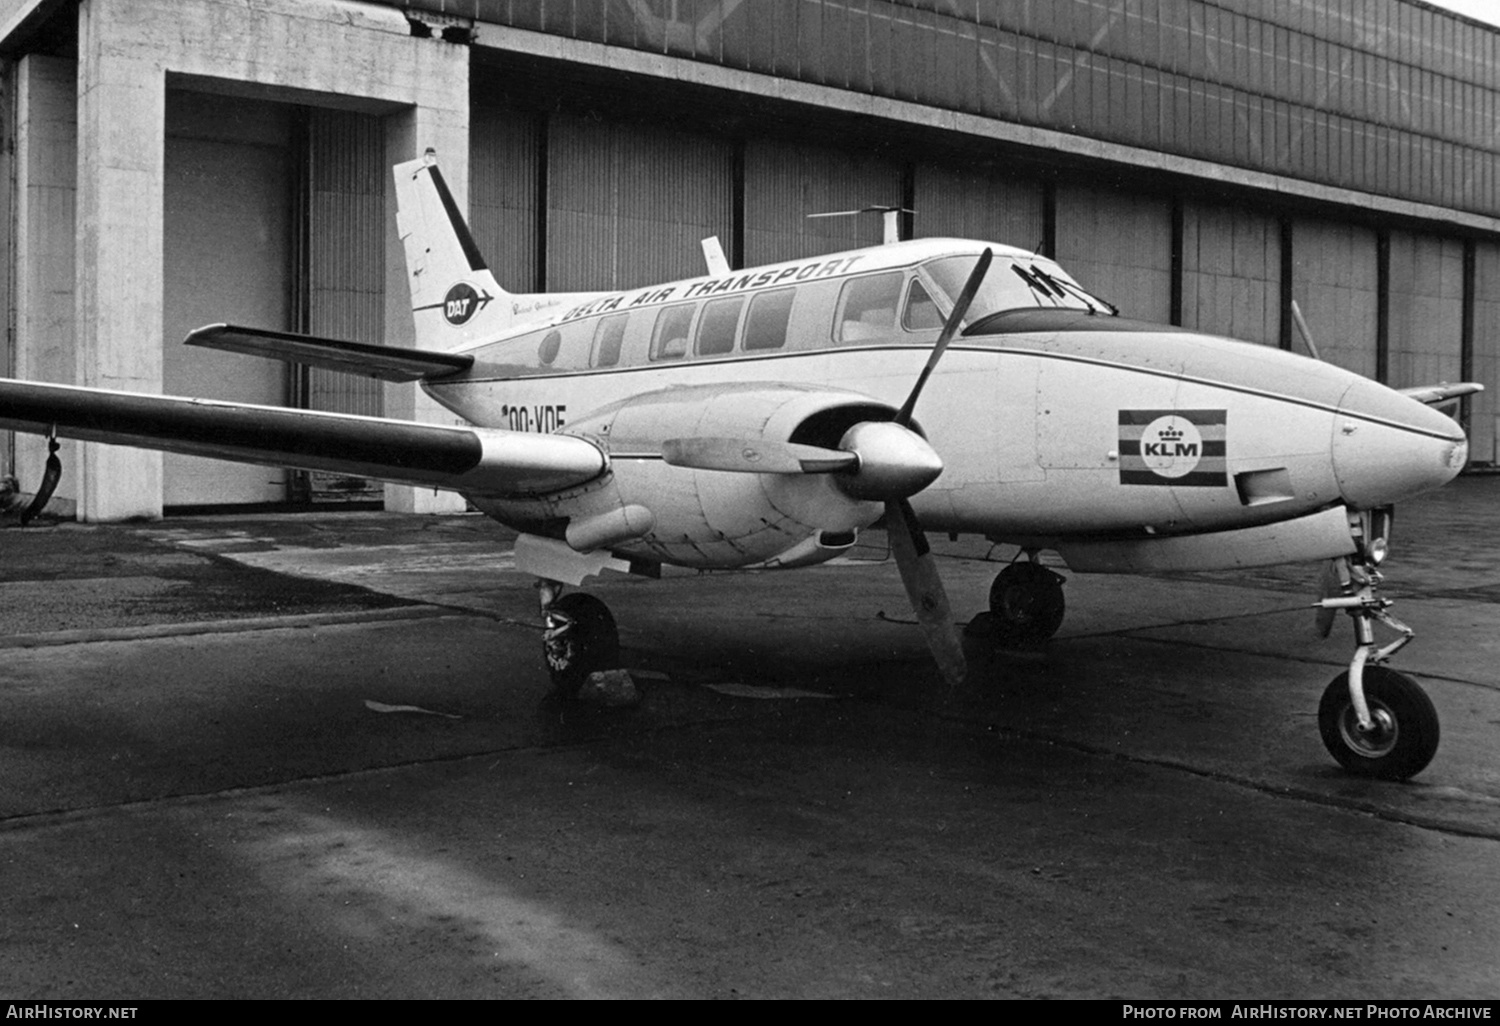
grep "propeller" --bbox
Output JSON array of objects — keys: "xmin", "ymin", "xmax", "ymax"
[
  {"xmin": 878, "ymin": 248, "xmax": 992, "ymax": 686},
  {"xmin": 661, "ymin": 249, "xmax": 994, "ymax": 686}
]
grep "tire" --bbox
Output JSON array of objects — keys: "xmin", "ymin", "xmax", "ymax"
[
  {"xmin": 987, "ymin": 562, "xmax": 1066, "ymax": 645},
  {"xmin": 1317, "ymin": 666, "xmax": 1439, "ymax": 781},
  {"xmin": 543, "ymin": 593, "xmax": 620, "ymax": 699}
]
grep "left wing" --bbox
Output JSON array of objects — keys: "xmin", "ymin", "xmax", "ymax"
[
  {"xmin": 0, "ymin": 378, "xmax": 604, "ymax": 497},
  {"xmin": 1399, "ymin": 381, "xmax": 1484, "ymax": 406}
]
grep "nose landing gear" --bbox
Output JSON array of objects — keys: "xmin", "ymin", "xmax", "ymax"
[{"xmin": 1314, "ymin": 559, "xmax": 1438, "ymax": 781}]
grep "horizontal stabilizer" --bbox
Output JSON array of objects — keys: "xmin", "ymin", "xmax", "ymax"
[
  {"xmin": 0, "ymin": 378, "xmax": 603, "ymax": 497},
  {"xmin": 1399, "ymin": 381, "xmax": 1483, "ymax": 406},
  {"xmin": 185, "ymin": 324, "xmax": 473, "ymax": 382}
]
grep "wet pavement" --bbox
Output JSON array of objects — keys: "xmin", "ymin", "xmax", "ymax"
[{"xmin": 0, "ymin": 478, "xmax": 1497, "ymax": 998}]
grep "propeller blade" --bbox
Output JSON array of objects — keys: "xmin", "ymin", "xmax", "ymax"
[
  {"xmin": 1290, "ymin": 300, "xmax": 1323, "ymax": 362},
  {"xmin": 661, "ymin": 436, "xmax": 859, "ymax": 475},
  {"xmin": 885, "ymin": 498, "xmax": 966, "ymax": 686},
  {"xmin": 896, "ymin": 248, "xmax": 992, "ymax": 426}
]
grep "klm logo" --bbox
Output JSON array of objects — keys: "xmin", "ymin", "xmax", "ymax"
[{"xmin": 1118, "ymin": 411, "xmax": 1227, "ymax": 487}]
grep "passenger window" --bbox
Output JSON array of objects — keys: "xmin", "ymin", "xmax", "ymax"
[
  {"xmin": 538, "ymin": 329, "xmax": 562, "ymax": 366},
  {"xmin": 743, "ymin": 288, "xmax": 794, "ymax": 351},
  {"xmin": 837, "ymin": 271, "xmax": 903, "ymax": 342},
  {"xmin": 651, "ymin": 304, "xmax": 695, "ymax": 361},
  {"xmin": 696, "ymin": 296, "xmax": 744, "ymax": 356},
  {"xmin": 593, "ymin": 313, "xmax": 628, "ymax": 368},
  {"xmin": 903, "ymin": 280, "xmax": 943, "ymax": 331}
]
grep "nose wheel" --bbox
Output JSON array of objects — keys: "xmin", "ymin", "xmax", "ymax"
[
  {"xmin": 1317, "ymin": 666, "xmax": 1438, "ymax": 781},
  {"xmin": 1314, "ymin": 558, "xmax": 1438, "ymax": 780}
]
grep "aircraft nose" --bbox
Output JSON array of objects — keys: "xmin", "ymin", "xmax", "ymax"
[{"xmin": 1332, "ymin": 378, "xmax": 1469, "ymax": 509}]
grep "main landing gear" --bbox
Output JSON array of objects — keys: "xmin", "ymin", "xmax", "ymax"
[
  {"xmin": 539, "ymin": 581, "xmax": 620, "ymax": 698},
  {"xmin": 970, "ymin": 556, "xmax": 1067, "ymax": 646},
  {"xmin": 1314, "ymin": 557, "xmax": 1438, "ymax": 781}
]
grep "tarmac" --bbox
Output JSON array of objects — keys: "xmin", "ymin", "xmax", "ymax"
[{"xmin": 0, "ymin": 477, "xmax": 1497, "ymax": 998}]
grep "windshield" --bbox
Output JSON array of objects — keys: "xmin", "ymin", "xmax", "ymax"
[{"xmin": 923, "ymin": 254, "xmax": 1116, "ymax": 321}]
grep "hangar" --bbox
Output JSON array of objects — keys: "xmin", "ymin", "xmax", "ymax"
[{"xmin": 0, "ymin": 0, "xmax": 1495, "ymax": 520}]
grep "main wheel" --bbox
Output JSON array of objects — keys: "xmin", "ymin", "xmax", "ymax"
[
  {"xmin": 1317, "ymin": 666, "xmax": 1439, "ymax": 781},
  {"xmin": 543, "ymin": 593, "xmax": 620, "ymax": 699},
  {"xmin": 987, "ymin": 562, "xmax": 1066, "ymax": 645}
]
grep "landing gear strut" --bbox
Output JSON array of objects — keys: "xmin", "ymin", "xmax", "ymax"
[
  {"xmin": 984, "ymin": 558, "xmax": 1066, "ymax": 646},
  {"xmin": 1314, "ymin": 556, "xmax": 1438, "ymax": 781},
  {"xmin": 539, "ymin": 581, "xmax": 620, "ymax": 699}
]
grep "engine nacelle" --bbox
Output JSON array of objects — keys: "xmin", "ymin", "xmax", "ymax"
[{"xmin": 478, "ymin": 383, "xmax": 902, "ymax": 570}]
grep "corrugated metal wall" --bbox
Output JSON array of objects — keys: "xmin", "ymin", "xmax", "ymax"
[
  {"xmin": 306, "ymin": 109, "xmax": 384, "ymax": 416},
  {"xmin": 742, "ymin": 138, "xmax": 901, "ymax": 265},
  {"xmin": 471, "ymin": 104, "xmax": 542, "ymax": 291},
  {"xmin": 304, "ymin": 108, "xmax": 385, "ymax": 501},
  {"xmin": 1473, "ymin": 242, "xmax": 1500, "ymax": 466},
  {"xmin": 1055, "ymin": 186, "xmax": 1172, "ymax": 323},
  {"xmin": 912, "ymin": 163, "xmax": 1044, "ymax": 252},
  {"xmin": 547, "ymin": 114, "xmax": 733, "ymax": 290},
  {"xmin": 1290, "ymin": 219, "xmax": 1379, "ymax": 377},
  {"xmin": 1386, "ymin": 231, "xmax": 1464, "ymax": 389},
  {"xmin": 416, "ymin": 0, "xmax": 1500, "ymax": 220},
  {"xmin": 1181, "ymin": 202, "xmax": 1280, "ymax": 347}
]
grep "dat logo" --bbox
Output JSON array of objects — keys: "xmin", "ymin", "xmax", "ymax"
[
  {"xmin": 444, "ymin": 282, "xmax": 482, "ymax": 326},
  {"xmin": 1140, "ymin": 415, "xmax": 1203, "ymax": 478}
]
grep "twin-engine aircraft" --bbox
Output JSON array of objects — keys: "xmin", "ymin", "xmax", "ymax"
[{"xmin": 0, "ymin": 153, "xmax": 1480, "ymax": 781}]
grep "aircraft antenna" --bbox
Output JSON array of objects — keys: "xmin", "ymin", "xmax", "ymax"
[{"xmin": 806, "ymin": 206, "xmax": 916, "ymax": 244}]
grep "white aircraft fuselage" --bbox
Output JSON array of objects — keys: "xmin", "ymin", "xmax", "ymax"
[{"xmin": 417, "ymin": 238, "xmax": 1467, "ymax": 575}]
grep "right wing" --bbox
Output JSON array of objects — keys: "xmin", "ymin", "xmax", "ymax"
[
  {"xmin": 0, "ymin": 378, "xmax": 604, "ymax": 497},
  {"xmin": 185, "ymin": 323, "xmax": 474, "ymax": 382}
]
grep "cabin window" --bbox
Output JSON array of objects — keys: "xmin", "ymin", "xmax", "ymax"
[
  {"xmin": 592, "ymin": 312, "xmax": 628, "ymax": 368},
  {"xmin": 903, "ymin": 280, "xmax": 943, "ymax": 330},
  {"xmin": 743, "ymin": 288, "xmax": 794, "ymax": 351},
  {"xmin": 651, "ymin": 303, "xmax": 695, "ymax": 361},
  {"xmin": 538, "ymin": 330, "xmax": 562, "ymax": 365},
  {"xmin": 836, "ymin": 271, "xmax": 903, "ymax": 342},
  {"xmin": 696, "ymin": 296, "xmax": 744, "ymax": 356}
]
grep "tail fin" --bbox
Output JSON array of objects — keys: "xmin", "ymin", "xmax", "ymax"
[
  {"xmin": 393, "ymin": 153, "xmax": 511, "ymax": 347},
  {"xmin": 393, "ymin": 153, "xmax": 618, "ymax": 347}
]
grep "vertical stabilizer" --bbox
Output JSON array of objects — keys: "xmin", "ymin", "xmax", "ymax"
[{"xmin": 394, "ymin": 153, "xmax": 512, "ymax": 347}]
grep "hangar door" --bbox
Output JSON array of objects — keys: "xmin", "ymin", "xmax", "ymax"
[
  {"xmin": 1055, "ymin": 185, "xmax": 1172, "ymax": 324},
  {"xmin": 1291, "ymin": 219, "xmax": 1379, "ymax": 377},
  {"xmin": 163, "ymin": 94, "xmax": 385, "ymax": 508},
  {"xmin": 163, "ymin": 92, "xmax": 293, "ymax": 507}
]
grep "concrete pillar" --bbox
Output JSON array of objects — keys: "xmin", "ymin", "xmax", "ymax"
[
  {"xmin": 12, "ymin": 53, "xmax": 79, "ymax": 516},
  {"xmin": 76, "ymin": 2, "xmax": 165, "ymax": 520},
  {"xmin": 383, "ymin": 94, "xmax": 471, "ymax": 514},
  {"xmin": 54, "ymin": 0, "xmax": 470, "ymax": 519}
]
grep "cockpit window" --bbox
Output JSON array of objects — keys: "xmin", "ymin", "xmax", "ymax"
[
  {"xmin": 922, "ymin": 254, "xmax": 1115, "ymax": 324},
  {"xmin": 903, "ymin": 279, "xmax": 943, "ymax": 331}
]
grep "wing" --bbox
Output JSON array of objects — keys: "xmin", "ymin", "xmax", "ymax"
[
  {"xmin": 0, "ymin": 378, "xmax": 603, "ymax": 497},
  {"xmin": 185, "ymin": 323, "xmax": 473, "ymax": 382},
  {"xmin": 1399, "ymin": 381, "xmax": 1484, "ymax": 406}
]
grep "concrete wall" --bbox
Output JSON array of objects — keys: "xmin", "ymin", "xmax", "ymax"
[
  {"xmin": 45, "ymin": 0, "xmax": 470, "ymax": 519},
  {"xmin": 11, "ymin": 53, "xmax": 77, "ymax": 514}
]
